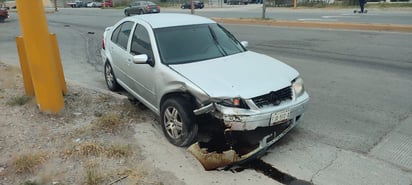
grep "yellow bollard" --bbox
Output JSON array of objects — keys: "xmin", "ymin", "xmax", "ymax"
[
  {"xmin": 15, "ymin": 36, "xmax": 35, "ymax": 96},
  {"xmin": 50, "ymin": 33, "xmax": 68, "ymax": 95},
  {"xmin": 15, "ymin": 0, "xmax": 64, "ymax": 113}
]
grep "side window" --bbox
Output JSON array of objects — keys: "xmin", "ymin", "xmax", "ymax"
[
  {"xmin": 110, "ymin": 25, "xmax": 121, "ymax": 44},
  {"xmin": 111, "ymin": 21, "xmax": 134, "ymax": 50},
  {"xmin": 131, "ymin": 24, "xmax": 153, "ymax": 59}
]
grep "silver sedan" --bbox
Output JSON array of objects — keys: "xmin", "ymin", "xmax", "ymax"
[{"xmin": 101, "ymin": 13, "xmax": 309, "ymax": 152}]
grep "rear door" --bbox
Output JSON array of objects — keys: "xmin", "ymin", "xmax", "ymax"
[{"xmin": 108, "ymin": 21, "xmax": 135, "ymax": 87}]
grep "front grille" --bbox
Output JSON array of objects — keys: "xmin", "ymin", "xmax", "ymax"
[{"xmin": 252, "ymin": 86, "xmax": 292, "ymax": 108}]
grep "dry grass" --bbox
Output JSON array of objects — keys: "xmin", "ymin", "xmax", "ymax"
[
  {"xmin": 92, "ymin": 113, "xmax": 124, "ymax": 133},
  {"xmin": 22, "ymin": 180, "xmax": 44, "ymax": 185},
  {"xmin": 77, "ymin": 142, "xmax": 106, "ymax": 157},
  {"xmin": 6, "ymin": 95, "xmax": 32, "ymax": 106},
  {"xmin": 84, "ymin": 161, "xmax": 103, "ymax": 185},
  {"xmin": 106, "ymin": 144, "xmax": 133, "ymax": 158},
  {"xmin": 11, "ymin": 153, "xmax": 47, "ymax": 174},
  {"xmin": 64, "ymin": 141, "xmax": 133, "ymax": 159}
]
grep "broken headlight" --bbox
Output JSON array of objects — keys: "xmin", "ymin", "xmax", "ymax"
[
  {"xmin": 292, "ymin": 77, "xmax": 305, "ymax": 97},
  {"xmin": 218, "ymin": 98, "xmax": 249, "ymax": 109}
]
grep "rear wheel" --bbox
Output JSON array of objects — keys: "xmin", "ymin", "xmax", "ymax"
[
  {"xmin": 160, "ymin": 97, "xmax": 198, "ymax": 147},
  {"xmin": 104, "ymin": 61, "xmax": 121, "ymax": 91},
  {"xmin": 138, "ymin": 9, "xmax": 144, "ymax": 15}
]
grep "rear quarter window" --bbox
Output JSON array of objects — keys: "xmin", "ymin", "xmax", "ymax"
[{"xmin": 110, "ymin": 21, "xmax": 135, "ymax": 50}]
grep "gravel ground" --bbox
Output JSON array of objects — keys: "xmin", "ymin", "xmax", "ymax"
[{"xmin": 0, "ymin": 61, "xmax": 184, "ymax": 185}]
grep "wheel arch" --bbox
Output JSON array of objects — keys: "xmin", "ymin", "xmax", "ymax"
[{"xmin": 160, "ymin": 92, "xmax": 198, "ymax": 112}]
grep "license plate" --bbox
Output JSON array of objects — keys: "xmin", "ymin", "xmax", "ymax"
[
  {"xmin": 152, "ymin": 9, "xmax": 157, "ymax": 12},
  {"xmin": 270, "ymin": 109, "xmax": 290, "ymax": 124}
]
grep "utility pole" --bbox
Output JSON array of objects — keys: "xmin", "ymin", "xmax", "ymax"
[
  {"xmin": 54, "ymin": 0, "xmax": 58, "ymax": 12},
  {"xmin": 261, "ymin": 0, "xmax": 266, "ymax": 19},
  {"xmin": 190, "ymin": 0, "xmax": 194, "ymax": 14}
]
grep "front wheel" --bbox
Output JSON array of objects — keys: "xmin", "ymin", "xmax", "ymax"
[
  {"xmin": 160, "ymin": 97, "xmax": 198, "ymax": 147},
  {"xmin": 124, "ymin": 10, "xmax": 130, "ymax": 16}
]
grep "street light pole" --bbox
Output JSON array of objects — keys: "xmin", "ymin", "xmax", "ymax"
[
  {"xmin": 261, "ymin": 0, "xmax": 266, "ymax": 19},
  {"xmin": 190, "ymin": 0, "xmax": 194, "ymax": 14},
  {"xmin": 54, "ymin": 0, "xmax": 58, "ymax": 12}
]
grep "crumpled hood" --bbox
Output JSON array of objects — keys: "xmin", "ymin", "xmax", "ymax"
[{"xmin": 169, "ymin": 51, "xmax": 299, "ymax": 99}]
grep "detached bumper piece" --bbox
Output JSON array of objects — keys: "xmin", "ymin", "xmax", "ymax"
[{"xmin": 188, "ymin": 117, "xmax": 301, "ymax": 170}]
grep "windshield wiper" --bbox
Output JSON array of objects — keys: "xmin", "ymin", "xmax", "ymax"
[{"xmin": 208, "ymin": 26, "xmax": 227, "ymax": 56}]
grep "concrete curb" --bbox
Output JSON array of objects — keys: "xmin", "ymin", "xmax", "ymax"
[{"xmin": 212, "ymin": 17, "xmax": 412, "ymax": 33}]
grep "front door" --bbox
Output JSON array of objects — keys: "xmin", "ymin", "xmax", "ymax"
[{"xmin": 128, "ymin": 23, "xmax": 156, "ymax": 108}]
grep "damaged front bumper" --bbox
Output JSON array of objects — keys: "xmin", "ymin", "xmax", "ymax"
[
  {"xmin": 218, "ymin": 93, "xmax": 309, "ymax": 131},
  {"xmin": 189, "ymin": 93, "xmax": 309, "ymax": 170},
  {"xmin": 188, "ymin": 115, "xmax": 303, "ymax": 170}
]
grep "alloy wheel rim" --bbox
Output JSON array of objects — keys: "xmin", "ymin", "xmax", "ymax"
[
  {"xmin": 164, "ymin": 106, "xmax": 183, "ymax": 139},
  {"xmin": 105, "ymin": 65, "xmax": 114, "ymax": 88}
]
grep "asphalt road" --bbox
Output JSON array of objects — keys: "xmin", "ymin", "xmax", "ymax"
[
  {"xmin": 0, "ymin": 7, "xmax": 411, "ymax": 185},
  {"xmin": 178, "ymin": 5, "xmax": 412, "ymax": 25}
]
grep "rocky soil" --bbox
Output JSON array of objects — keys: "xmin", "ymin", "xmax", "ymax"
[
  {"xmin": 0, "ymin": 61, "xmax": 184, "ymax": 185},
  {"xmin": 0, "ymin": 61, "xmax": 278, "ymax": 185}
]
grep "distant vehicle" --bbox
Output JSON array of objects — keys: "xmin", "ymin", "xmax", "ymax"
[
  {"xmin": 102, "ymin": 0, "xmax": 113, "ymax": 7},
  {"xmin": 1, "ymin": 1, "xmax": 16, "ymax": 10},
  {"xmin": 0, "ymin": 8, "xmax": 9, "ymax": 22},
  {"xmin": 67, "ymin": 0, "xmax": 87, "ymax": 8},
  {"xmin": 124, "ymin": 1, "xmax": 160, "ymax": 16},
  {"xmin": 181, "ymin": 1, "xmax": 204, "ymax": 9},
  {"xmin": 87, "ymin": 1, "xmax": 102, "ymax": 7}
]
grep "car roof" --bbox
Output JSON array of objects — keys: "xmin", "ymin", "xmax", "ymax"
[{"xmin": 126, "ymin": 13, "xmax": 216, "ymax": 29}]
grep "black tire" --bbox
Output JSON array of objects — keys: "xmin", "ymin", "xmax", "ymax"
[
  {"xmin": 138, "ymin": 9, "xmax": 144, "ymax": 15},
  {"xmin": 124, "ymin": 10, "xmax": 130, "ymax": 16},
  {"xmin": 104, "ymin": 61, "xmax": 121, "ymax": 91},
  {"xmin": 160, "ymin": 97, "xmax": 198, "ymax": 147}
]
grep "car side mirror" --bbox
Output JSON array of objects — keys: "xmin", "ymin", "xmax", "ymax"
[
  {"xmin": 133, "ymin": 54, "xmax": 155, "ymax": 66},
  {"xmin": 133, "ymin": 54, "xmax": 148, "ymax": 64},
  {"xmin": 241, "ymin": 41, "xmax": 248, "ymax": 48}
]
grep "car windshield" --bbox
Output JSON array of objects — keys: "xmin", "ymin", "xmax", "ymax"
[{"xmin": 154, "ymin": 23, "xmax": 246, "ymax": 65}]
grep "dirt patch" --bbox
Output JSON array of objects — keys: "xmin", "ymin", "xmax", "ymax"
[{"xmin": 0, "ymin": 61, "xmax": 184, "ymax": 185}]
